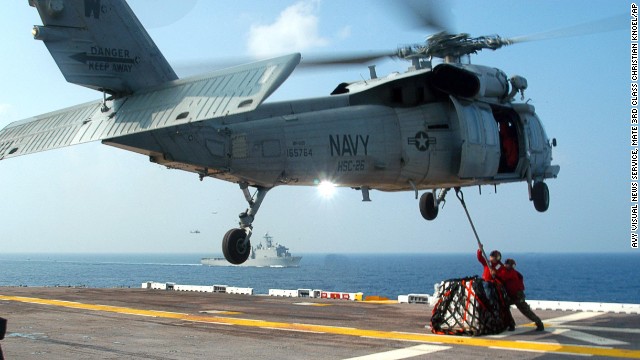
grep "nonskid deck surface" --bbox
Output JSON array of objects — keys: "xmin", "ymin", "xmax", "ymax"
[{"xmin": 0, "ymin": 287, "xmax": 638, "ymax": 359}]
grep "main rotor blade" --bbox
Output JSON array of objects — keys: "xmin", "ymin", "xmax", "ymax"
[
  {"xmin": 173, "ymin": 57, "xmax": 257, "ymax": 77},
  {"xmin": 299, "ymin": 51, "xmax": 397, "ymax": 68},
  {"xmin": 390, "ymin": 0, "xmax": 454, "ymax": 34},
  {"xmin": 128, "ymin": 0, "xmax": 198, "ymax": 29},
  {"xmin": 507, "ymin": 13, "xmax": 626, "ymax": 44},
  {"xmin": 173, "ymin": 50, "xmax": 397, "ymax": 76}
]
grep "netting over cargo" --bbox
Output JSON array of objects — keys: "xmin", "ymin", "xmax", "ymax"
[{"xmin": 430, "ymin": 276, "xmax": 511, "ymax": 336}]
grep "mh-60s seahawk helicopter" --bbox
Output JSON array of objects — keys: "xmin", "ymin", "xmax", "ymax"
[{"xmin": 0, "ymin": 0, "xmax": 560, "ymax": 264}]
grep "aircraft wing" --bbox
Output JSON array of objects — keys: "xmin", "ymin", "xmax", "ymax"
[{"xmin": 0, "ymin": 53, "xmax": 301, "ymax": 160}]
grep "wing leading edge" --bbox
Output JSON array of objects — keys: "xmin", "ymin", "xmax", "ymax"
[{"xmin": 0, "ymin": 53, "xmax": 301, "ymax": 160}]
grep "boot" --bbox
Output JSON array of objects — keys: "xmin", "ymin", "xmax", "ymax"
[{"xmin": 535, "ymin": 321, "xmax": 544, "ymax": 331}]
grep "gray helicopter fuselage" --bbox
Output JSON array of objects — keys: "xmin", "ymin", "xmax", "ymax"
[
  {"xmin": 105, "ymin": 66, "xmax": 557, "ymax": 193},
  {"xmin": 0, "ymin": 0, "xmax": 565, "ymax": 265}
]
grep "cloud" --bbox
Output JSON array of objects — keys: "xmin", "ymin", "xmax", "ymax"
[
  {"xmin": 0, "ymin": 103, "xmax": 14, "ymax": 127},
  {"xmin": 336, "ymin": 25, "xmax": 351, "ymax": 40},
  {"xmin": 247, "ymin": 0, "xmax": 329, "ymax": 57},
  {"xmin": 0, "ymin": 103, "xmax": 11, "ymax": 114}
]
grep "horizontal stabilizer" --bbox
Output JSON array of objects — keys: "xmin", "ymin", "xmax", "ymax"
[{"xmin": 0, "ymin": 53, "xmax": 301, "ymax": 160}]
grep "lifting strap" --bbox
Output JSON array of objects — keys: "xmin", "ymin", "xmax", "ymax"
[{"xmin": 455, "ymin": 188, "xmax": 494, "ymax": 279}]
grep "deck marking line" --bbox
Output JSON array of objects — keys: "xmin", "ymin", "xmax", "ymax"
[
  {"xmin": 487, "ymin": 346, "xmax": 549, "ymax": 354},
  {"xmin": 489, "ymin": 345, "xmax": 592, "ymax": 357},
  {"xmin": 293, "ymin": 302, "xmax": 332, "ymax": 307},
  {"xmin": 552, "ymin": 329, "xmax": 628, "ymax": 346},
  {"xmin": 544, "ymin": 312, "xmax": 605, "ymax": 324},
  {"xmin": 342, "ymin": 344, "xmax": 451, "ymax": 359},
  {"xmin": 189, "ymin": 320, "xmax": 235, "ymax": 326},
  {"xmin": 554, "ymin": 324, "xmax": 640, "ymax": 334},
  {"xmin": 260, "ymin": 326, "xmax": 324, "ymax": 334},
  {"xmin": 486, "ymin": 328, "xmax": 530, "ymax": 338},
  {"xmin": 389, "ymin": 332, "xmax": 445, "ymax": 344},
  {"xmin": 362, "ymin": 300, "xmax": 398, "ymax": 305},
  {"xmin": 199, "ymin": 310, "xmax": 243, "ymax": 315},
  {"xmin": 2, "ymin": 294, "xmax": 640, "ymax": 359}
]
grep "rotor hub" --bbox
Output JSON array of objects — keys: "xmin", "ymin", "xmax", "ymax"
[{"xmin": 398, "ymin": 32, "xmax": 513, "ymax": 63}]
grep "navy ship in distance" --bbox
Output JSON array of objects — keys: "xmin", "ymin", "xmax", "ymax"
[{"xmin": 201, "ymin": 233, "xmax": 302, "ymax": 267}]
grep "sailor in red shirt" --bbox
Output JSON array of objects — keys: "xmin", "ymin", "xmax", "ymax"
[
  {"xmin": 477, "ymin": 248, "xmax": 503, "ymax": 281},
  {"xmin": 499, "ymin": 121, "xmax": 519, "ymax": 172},
  {"xmin": 497, "ymin": 258, "xmax": 544, "ymax": 331},
  {"xmin": 476, "ymin": 247, "xmax": 504, "ymax": 313}
]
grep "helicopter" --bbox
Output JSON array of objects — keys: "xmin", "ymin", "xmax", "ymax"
[{"xmin": 0, "ymin": 0, "xmax": 567, "ymax": 264}]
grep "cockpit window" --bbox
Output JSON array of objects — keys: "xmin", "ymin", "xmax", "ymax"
[{"xmin": 526, "ymin": 119, "xmax": 541, "ymax": 150}]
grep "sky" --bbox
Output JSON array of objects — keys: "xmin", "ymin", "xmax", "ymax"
[{"xmin": 0, "ymin": 0, "xmax": 635, "ymax": 255}]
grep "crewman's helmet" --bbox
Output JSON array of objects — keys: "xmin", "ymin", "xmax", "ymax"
[{"xmin": 489, "ymin": 250, "xmax": 502, "ymax": 261}]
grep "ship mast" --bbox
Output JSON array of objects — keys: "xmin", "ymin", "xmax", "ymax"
[{"xmin": 263, "ymin": 233, "xmax": 273, "ymax": 248}]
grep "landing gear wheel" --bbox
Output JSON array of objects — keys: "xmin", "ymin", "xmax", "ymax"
[
  {"xmin": 532, "ymin": 182, "xmax": 550, "ymax": 212},
  {"xmin": 222, "ymin": 228, "xmax": 251, "ymax": 265},
  {"xmin": 419, "ymin": 192, "xmax": 439, "ymax": 220}
]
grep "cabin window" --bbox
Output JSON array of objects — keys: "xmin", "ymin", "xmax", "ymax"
[{"xmin": 463, "ymin": 107, "xmax": 481, "ymax": 144}]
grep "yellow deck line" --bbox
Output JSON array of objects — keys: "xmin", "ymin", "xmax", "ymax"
[
  {"xmin": 2, "ymin": 294, "xmax": 640, "ymax": 359},
  {"xmin": 363, "ymin": 300, "xmax": 398, "ymax": 304}
]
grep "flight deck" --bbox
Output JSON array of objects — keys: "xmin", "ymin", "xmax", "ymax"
[{"xmin": 0, "ymin": 287, "xmax": 638, "ymax": 359}]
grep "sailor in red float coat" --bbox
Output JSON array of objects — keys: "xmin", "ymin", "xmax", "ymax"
[
  {"xmin": 477, "ymin": 248, "xmax": 503, "ymax": 281},
  {"xmin": 499, "ymin": 121, "xmax": 519, "ymax": 170},
  {"xmin": 496, "ymin": 265, "xmax": 525, "ymax": 297},
  {"xmin": 496, "ymin": 258, "xmax": 544, "ymax": 331}
]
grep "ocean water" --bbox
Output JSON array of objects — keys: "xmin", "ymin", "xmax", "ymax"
[{"xmin": 0, "ymin": 253, "xmax": 638, "ymax": 304}]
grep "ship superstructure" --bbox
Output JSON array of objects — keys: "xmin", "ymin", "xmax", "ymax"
[{"xmin": 201, "ymin": 233, "xmax": 301, "ymax": 267}]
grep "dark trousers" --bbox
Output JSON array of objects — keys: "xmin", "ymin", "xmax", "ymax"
[
  {"xmin": 1, "ymin": 317, "xmax": 6, "ymax": 360},
  {"xmin": 507, "ymin": 291, "xmax": 542, "ymax": 326}
]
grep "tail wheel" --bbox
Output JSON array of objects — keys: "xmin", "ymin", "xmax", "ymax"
[
  {"xmin": 419, "ymin": 192, "xmax": 439, "ymax": 220},
  {"xmin": 532, "ymin": 182, "xmax": 550, "ymax": 212},
  {"xmin": 222, "ymin": 228, "xmax": 251, "ymax": 265}
]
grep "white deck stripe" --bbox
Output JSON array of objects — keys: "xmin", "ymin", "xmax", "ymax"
[
  {"xmin": 486, "ymin": 328, "xmax": 530, "ymax": 338},
  {"xmin": 544, "ymin": 312, "xmax": 604, "ymax": 324},
  {"xmin": 551, "ymin": 329, "xmax": 628, "ymax": 346},
  {"xmin": 554, "ymin": 324, "xmax": 640, "ymax": 334},
  {"xmin": 528, "ymin": 300, "xmax": 640, "ymax": 314},
  {"xmin": 342, "ymin": 344, "xmax": 450, "ymax": 360}
]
